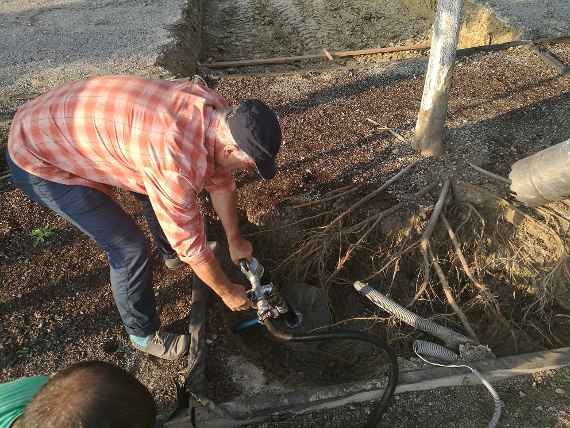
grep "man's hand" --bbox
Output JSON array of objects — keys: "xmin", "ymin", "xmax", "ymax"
[
  {"xmin": 221, "ymin": 283, "xmax": 251, "ymax": 311},
  {"xmin": 228, "ymin": 237, "xmax": 253, "ymax": 265},
  {"xmin": 191, "ymin": 256, "xmax": 251, "ymax": 311}
]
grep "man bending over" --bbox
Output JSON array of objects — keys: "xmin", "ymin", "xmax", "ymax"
[{"xmin": 7, "ymin": 76, "xmax": 282, "ymax": 360}]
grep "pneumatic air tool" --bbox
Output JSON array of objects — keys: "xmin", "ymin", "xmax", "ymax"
[
  {"xmin": 238, "ymin": 257, "xmax": 302, "ymax": 329},
  {"xmin": 171, "ymin": 257, "xmax": 398, "ymax": 428}
]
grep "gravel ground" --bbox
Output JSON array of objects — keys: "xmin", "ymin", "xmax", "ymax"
[
  {"xmin": 471, "ymin": 0, "xmax": 570, "ymax": 39},
  {"xmin": 2, "ymin": 1, "xmax": 570, "ymax": 426},
  {"xmin": 252, "ymin": 366, "xmax": 570, "ymax": 427},
  {"xmin": 213, "ymin": 44, "xmax": 570, "ymax": 224},
  {"xmin": 0, "ymin": 0, "xmax": 186, "ymax": 112},
  {"xmin": 2, "ymin": 42, "xmax": 570, "ymax": 424}
]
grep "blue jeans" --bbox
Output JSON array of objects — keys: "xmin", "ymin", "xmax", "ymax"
[{"xmin": 7, "ymin": 152, "xmax": 176, "ymax": 337}]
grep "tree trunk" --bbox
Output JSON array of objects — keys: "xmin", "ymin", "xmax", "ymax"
[{"xmin": 414, "ymin": 0, "xmax": 464, "ymax": 157}]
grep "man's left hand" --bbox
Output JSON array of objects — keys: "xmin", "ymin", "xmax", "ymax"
[{"xmin": 228, "ymin": 237, "xmax": 253, "ymax": 265}]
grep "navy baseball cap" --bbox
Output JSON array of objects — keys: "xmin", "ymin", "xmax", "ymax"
[{"xmin": 226, "ymin": 99, "xmax": 282, "ymax": 179}]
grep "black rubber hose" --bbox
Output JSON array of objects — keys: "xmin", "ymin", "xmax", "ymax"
[{"xmin": 263, "ymin": 319, "xmax": 399, "ymax": 428}]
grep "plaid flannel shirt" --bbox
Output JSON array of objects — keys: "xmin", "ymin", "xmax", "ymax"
[{"xmin": 8, "ymin": 76, "xmax": 236, "ymax": 266}]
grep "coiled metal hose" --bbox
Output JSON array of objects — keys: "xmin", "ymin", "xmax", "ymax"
[
  {"xmin": 413, "ymin": 341, "xmax": 503, "ymax": 428},
  {"xmin": 353, "ymin": 281, "xmax": 472, "ymax": 349},
  {"xmin": 354, "ymin": 281, "xmax": 502, "ymax": 428}
]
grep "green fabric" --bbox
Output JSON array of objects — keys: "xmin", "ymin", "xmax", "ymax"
[
  {"xmin": 130, "ymin": 334, "xmax": 150, "ymax": 348},
  {"xmin": 0, "ymin": 376, "xmax": 48, "ymax": 428}
]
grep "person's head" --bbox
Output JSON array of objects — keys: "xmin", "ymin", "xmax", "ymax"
[
  {"xmin": 17, "ymin": 361, "xmax": 156, "ymax": 428},
  {"xmin": 215, "ymin": 99, "xmax": 282, "ymax": 179}
]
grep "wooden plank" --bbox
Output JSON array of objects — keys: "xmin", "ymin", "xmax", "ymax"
[{"xmin": 166, "ymin": 347, "xmax": 570, "ymax": 427}]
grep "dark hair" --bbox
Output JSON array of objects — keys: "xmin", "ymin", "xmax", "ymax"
[{"xmin": 19, "ymin": 361, "xmax": 156, "ymax": 428}]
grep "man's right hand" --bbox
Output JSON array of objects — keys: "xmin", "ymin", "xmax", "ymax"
[
  {"xmin": 191, "ymin": 256, "xmax": 252, "ymax": 312},
  {"xmin": 221, "ymin": 284, "xmax": 251, "ymax": 311}
]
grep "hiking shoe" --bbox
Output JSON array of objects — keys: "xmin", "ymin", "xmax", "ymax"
[
  {"xmin": 164, "ymin": 255, "xmax": 185, "ymax": 271},
  {"xmin": 131, "ymin": 331, "xmax": 190, "ymax": 360}
]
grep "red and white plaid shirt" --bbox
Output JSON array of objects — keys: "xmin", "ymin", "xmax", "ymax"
[{"xmin": 8, "ymin": 76, "xmax": 236, "ymax": 266}]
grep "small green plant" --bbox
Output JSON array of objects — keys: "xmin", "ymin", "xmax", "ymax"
[{"xmin": 30, "ymin": 226, "xmax": 56, "ymax": 246}]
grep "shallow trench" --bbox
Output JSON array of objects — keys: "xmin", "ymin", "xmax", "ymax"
[
  {"xmin": 160, "ymin": 0, "xmax": 565, "ymax": 407},
  {"xmin": 198, "ymin": 0, "xmax": 519, "ymax": 67},
  {"xmin": 160, "ymin": 0, "xmax": 520, "ymax": 75}
]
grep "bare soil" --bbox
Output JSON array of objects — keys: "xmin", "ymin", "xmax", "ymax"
[
  {"xmin": 202, "ymin": 0, "xmax": 432, "ymax": 62},
  {"xmin": 1, "ymin": 38, "xmax": 570, "ymax": 426},
  {"xmin": 209, "ymin": 41, "xmax": 570, "ymax": 367}
]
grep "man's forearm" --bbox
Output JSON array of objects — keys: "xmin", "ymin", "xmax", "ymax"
[
  {"xmin": 191, "ymin": 256, "xmax": 236, "ymax": 299},
  {"xmin": 210, "ymin": 190, "xmax": 241, "ymax": 242}
]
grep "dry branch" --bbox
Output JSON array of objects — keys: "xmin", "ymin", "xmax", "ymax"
[
  {"xmin": 421, "ymin": 179, "xmax": 450, "ymax": 250},
  {"xmin": 325, "ymin": 161, "xmax": 419, "ymax": 232},
  {"xmin": 428, "ymin": 246, "xmax": 480, "ymax": 343},
  {"xmin": 366, "ymin": 118, "xmax": 408, "ymax": 143},
  {"xmin": 467, "ymin": 162, "xmax": 511, "ymax": 185}
]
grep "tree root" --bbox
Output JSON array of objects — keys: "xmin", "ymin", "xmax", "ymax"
[
  {"xmin": 428, "ymin": 245, "xmax": 480, "ymax": 343},
  {"xmin": 291, "ymin": 185, "xmax": 360, "ymax": 209},
  {"xmin": 275, "ymin": 167, "xmax": 570, "ymax": 354},
  {"xmin": 363, "ymin": 240, "xmax": 421, "ymax": 283},
  {"xmin": 414, "ymin": 179, "xmax": 480, "ymax": 343},
  {"xmin": 442, "ymin": 213, "xmax": 494, "ymax": 303},
  {"xmin": 279, "ymin": 162, "xmax": 425, "ymax": 280},
  {"xmin": 324, "ymin": 161, "xmax": 419, "ymax": 232},
  {"xmin": 467, "ymin": 162, "xmax": 511, "ymax": 185},
  {"xmin": 465, "ymin": 183, "xmax": 562, "ymax": 246},
  {"xmin": 442, "ymin": 212, "xmax": 522, "ymax": 346},
  {"xmin": 325, "ymin": 183, "xmax": 437, "ymax": 284},
  {"xmin": 410, "ymin": 179, "xmax": 450, "ymax": 306},
  {"xmin": 243, "ymin": 212, "xmax": 331, "ymax": 237}
]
